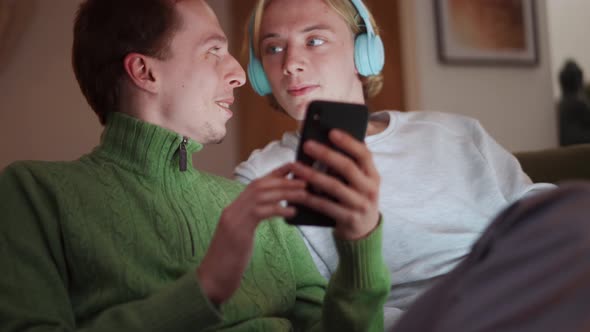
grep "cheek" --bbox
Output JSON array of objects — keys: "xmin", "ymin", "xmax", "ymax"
[{"xmin": 262, "ymin": 58, "xmax": 282, "ymax": 83}]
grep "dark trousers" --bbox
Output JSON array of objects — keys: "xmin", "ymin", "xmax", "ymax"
[{"xmin": 393, "ymin": 183, "xmax": 590, "ymax": 332}]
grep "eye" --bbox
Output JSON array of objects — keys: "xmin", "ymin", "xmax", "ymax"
[
  {"xmin": 307, "ymin": 37, "xmax": 325, "ymax": 47},
  {"xmin": 208, "ymin": 46, "xmax": 222, "ymax": 57},
  {"xmin": 264, "ymin": 44, "xmax": 284, "ymax": 55}
]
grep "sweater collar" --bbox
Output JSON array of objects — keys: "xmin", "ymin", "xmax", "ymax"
[{"xmin": 94, "ymin": 112, "xmax": 203, "ymax": 177}]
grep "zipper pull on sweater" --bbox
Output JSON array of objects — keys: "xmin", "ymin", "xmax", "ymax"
[{"xmin": 179, "ymin": 137, "xmax": 188, "ymax": 172}]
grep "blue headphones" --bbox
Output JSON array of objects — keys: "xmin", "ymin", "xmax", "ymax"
[{"xmin": 247, "ymin": 0, "xmax": 385, "ymax": 96}]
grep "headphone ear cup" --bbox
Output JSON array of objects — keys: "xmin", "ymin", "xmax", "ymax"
[
  {"xmin": 247, "ymin": 56, "xmax": 272, "ymax": 96},
  {"xmin": 354, "ymin": 33, "xmax": 385, "ymax": 76}
]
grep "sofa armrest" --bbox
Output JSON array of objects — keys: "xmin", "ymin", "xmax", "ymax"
[{"xmin": 514, "ymin": 144, "xmax": 590, "ymax": 184}]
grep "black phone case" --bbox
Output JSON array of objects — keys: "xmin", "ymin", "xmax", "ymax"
[{"xmin": 286, "ymin": 100, "xmax": 369, "ymax": 227}]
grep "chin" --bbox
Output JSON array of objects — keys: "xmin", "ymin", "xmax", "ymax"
[
  {"xmin": 196, "ymin": 127, "xmax": 226, "ymax": 145},
  {"xmin": 209, "ymin": 129, "xmax": 227, "ymax": 145},
  {"xmin": 210, "ymin": 136, "xmax": 225, "ymax": 144},
  {"xmin": 287, "ymin": 112, "xmax": 305, "ymax": 121},
  {"xmin": 285, "ymin": 105, "xmax": 308, "ymax": 121}
]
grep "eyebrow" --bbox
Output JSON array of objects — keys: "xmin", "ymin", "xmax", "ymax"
[
  {"xmin": 261, "ymin": 24, "xmax": 333, "ymax": 42},
  {"xmin": 201, "ymin": 34, "xmax": 228, "ymax": 47},
  {"xmin": 203, "ymin": 35, "xmax": 227, "ymax": 44}
]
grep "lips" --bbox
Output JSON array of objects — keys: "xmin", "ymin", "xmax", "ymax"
[
  {"xmin": 287, "ymin": 84, "xmax": 319, "ymax": 97},
  {"xmin": 215, "ymin": 97, "xmax": 234, "ymax": 117},
  {"xmin": 215, "ymin": 97, "xmax": 234, "ymax": 108}
]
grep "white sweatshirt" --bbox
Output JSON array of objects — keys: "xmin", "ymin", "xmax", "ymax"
[{"xmin": 234, "ymin": 110, "xmax": 555, "ymax": 326}]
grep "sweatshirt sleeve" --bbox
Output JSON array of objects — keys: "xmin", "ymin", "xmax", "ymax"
[
  {"xmin": 234, "ymin": 151, "xmax": 265, "ymax": 185},
  {"xmin": 233, "ymin": 160, "xmax": 255, "ymax": 184},
  {"xmin": 469, "ymin": 120, "xmax": 556, "ymax": 201},
  {"xmin": 0, "ymin": 164, "xmax": 223, "ymax": 332},
  {"xmin": 286, "ymin": 219, "xmax": 391, "ymax": 332}
]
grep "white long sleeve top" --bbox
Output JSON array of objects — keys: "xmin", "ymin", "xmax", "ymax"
[{"xmin": 234, "ymin": 110, "xmax": 555, "ymax": 326}]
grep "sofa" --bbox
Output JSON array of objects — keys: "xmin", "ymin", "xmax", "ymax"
[{"xmin": 514, "ymin": 143, "xmax": 590, "ymax": 184}]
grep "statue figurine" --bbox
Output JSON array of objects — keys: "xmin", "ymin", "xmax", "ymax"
[{"xmin": 558, "ymin": 60, "xmax": 590, "ymax": 146}]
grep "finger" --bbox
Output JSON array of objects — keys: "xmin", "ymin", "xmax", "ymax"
[
  {"xmin": 252, "ymin": 188, "xmax": 327, "ymax": 220},
  {"xmin": 231, "ymin": 190, "xmax": 306, "ymax": 222},
  {"xmin": 244, "ymin": 179, "xmax": 307, "ymax": 207},
  {"xmin": 247, "ymin": 177, "xmax": 306, "ymax": 194},
  {"xmin": 329, "ymin": 129, "xmax": 380, "ymax": 180},
  {"xmin": 254, "ymin": 187, "xmax": 309, "ymax": 205},
  {"xmin": 267, "ymin": 162, "xmax": 297, "ymax": 178},
  {"xmin": 302, "ymin": 139, "xmax": 371, "ymax": 194},
  {"xmin": 290, "ymin": 162, "xmax": 366, "ymax": 211},
  {"xmin": 252, "ymin": 204, "xmax": 298, "ymax": 220},
  {"xmin": 297, "ymin": 191, "xmax": 380, "ymax": 240},
  {"xmin": 298, "ymin": 191, "xmax": 354, "ymax": 225}
]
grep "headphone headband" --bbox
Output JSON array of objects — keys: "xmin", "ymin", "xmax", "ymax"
[{"xmin": 350, "ymin": 0, "xmax": 374, "ymax": 36}]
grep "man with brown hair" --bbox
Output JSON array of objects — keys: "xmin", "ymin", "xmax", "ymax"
[{"xmin": 0, "ymin": 0, "xmax": 391, "ymax": 331}]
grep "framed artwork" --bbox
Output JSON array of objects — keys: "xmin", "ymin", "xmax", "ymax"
[{"xmin": 434, "ymin": 0, "xmax": 539, "ymax": 66}]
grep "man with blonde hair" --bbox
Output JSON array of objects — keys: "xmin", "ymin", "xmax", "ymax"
[{"xmin": 235, "ymin": 0, "xmax": 590, "ymax": 331}]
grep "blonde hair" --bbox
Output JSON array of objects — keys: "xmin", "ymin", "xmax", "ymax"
[{"xmin": 248, "ymin": 0, "xmax": 384, "ymax": 111}]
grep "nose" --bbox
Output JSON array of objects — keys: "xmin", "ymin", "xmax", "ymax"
[
  {"xmin": 282, "ymin": 47, "xmax": 305, "ymax": 76},
  {"xmin": 226, "ymin": 55, "xmax": 246, "ymax": 88}
]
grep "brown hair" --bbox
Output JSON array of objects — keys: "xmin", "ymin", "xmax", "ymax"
[
  {"xmin": 249, "ymin": 0, "xmax": 384, "ymax": 111},
  {"xmin": 72, "ymin": 0, "xmax": 183, "ymax": 124}
]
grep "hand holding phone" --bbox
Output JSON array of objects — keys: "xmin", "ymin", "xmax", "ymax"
[{"xmin": 286, "ymin": 100, "xmax": 369, "ymax": 227}]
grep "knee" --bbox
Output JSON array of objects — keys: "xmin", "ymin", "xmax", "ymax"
[{"xmin": 517, "ymin": 182, "xmax": 590, "ymax": 243}]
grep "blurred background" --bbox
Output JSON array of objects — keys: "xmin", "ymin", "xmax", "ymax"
[{"xmin": 0, "ymin": 0, "xmax": 588, "ymax": 177}]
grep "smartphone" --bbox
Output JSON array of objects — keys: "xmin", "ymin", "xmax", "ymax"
[{"xmin": 286, "ymin": 100, "xmax": 369, "ymax": 227}]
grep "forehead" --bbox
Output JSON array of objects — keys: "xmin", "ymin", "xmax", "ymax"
[{"xmin": 260, "ymin": 0, "xmax": 348, "ymax": 35}]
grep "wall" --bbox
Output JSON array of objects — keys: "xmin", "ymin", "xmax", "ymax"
[
  {"xmin": 546, "ymin": 0, "xmax": 590, "ymax": 98},
  {"xmin": 194, "ymin": 0, "xmax": 240, "ymax": 177},
  {"xmin": 400, "ymin": 0, "xmax": 557, "ymax": 152},
  {"xmin": 0, "ymin": 0, "xmax": 101, "ymax": 169},
  {"xmin": 0, "ymin": 0, "xmax": 565, "ymax": 175},
  {"xmin": 0, "ymin": 0, "xmax": 239, "ymax": 177}
]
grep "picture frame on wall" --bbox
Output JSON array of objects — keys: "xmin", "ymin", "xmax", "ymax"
[{"xmin": 434, "ymin": 0, "xmax": 539, "ymax": 66}]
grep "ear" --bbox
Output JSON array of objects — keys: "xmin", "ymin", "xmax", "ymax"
[{"xmin": 123, "ymin": 53, "xmax": 159, "ymax": 93}]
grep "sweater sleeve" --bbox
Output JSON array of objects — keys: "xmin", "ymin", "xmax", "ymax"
[
  {"xmin": 0, "ymin": 165, "xmax": 223, "ymax": 332},
  {"xmin": 469, "ymin": 120, "xmax": 556, "ymax": 202},
  {"xmin": 286, "ymin": 219, "xmax": 391, "ymax": 332}
]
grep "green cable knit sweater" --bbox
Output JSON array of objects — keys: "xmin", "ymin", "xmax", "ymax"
[{"xmin": 0, "ymin": 113, "xmax": 390, "ymax": 331}]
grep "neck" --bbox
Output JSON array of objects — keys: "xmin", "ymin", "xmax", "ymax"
[
  {"xmin": 295, "ymin": 112, "xmax": 389, "ymax": 137},
  {"xmin": 118, "ymin": 84, "xmax": 167, "ymax": 132}
]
